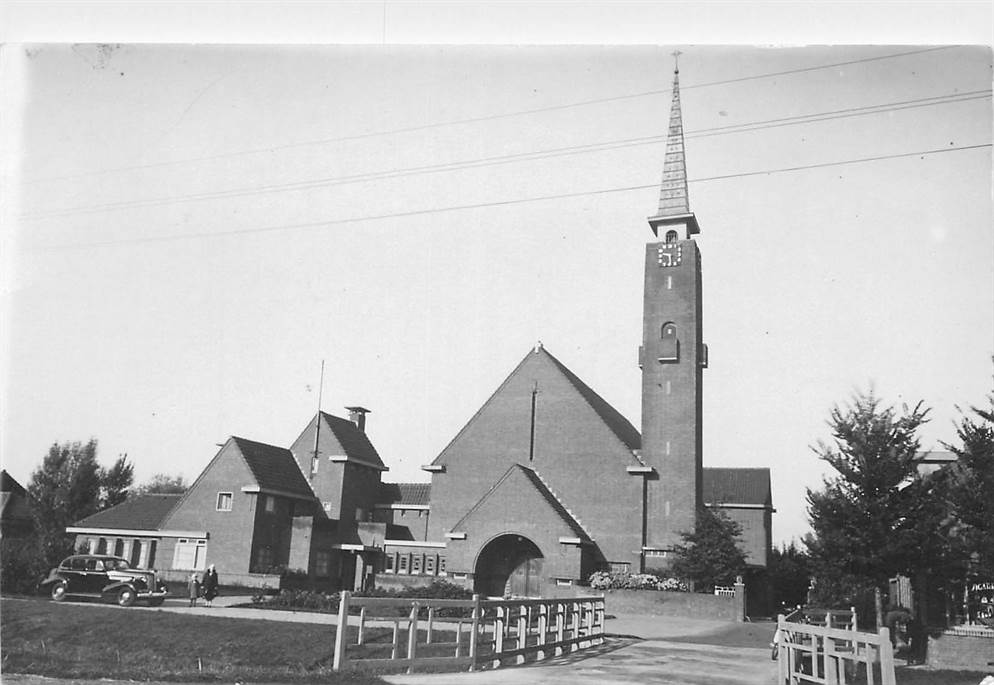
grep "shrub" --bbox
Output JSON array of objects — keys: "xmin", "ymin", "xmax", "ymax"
[
  {"xmin": 587, "ymin": 570, "xmax": 688, "ymax": 592},
  {"xmin": 1, "ymin": 538, "xmax": 51, "ymax": 595},
  {"xmin": 251, "ymin": 579, "xmax": 475, "ymax": 617}
]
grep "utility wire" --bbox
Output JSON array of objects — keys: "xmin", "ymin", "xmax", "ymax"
[
  {"xmin": 23, "ymin": 46, "xmax": 954, "ymax": 185},
  {"xmin": 36, "ymin": 142, "xmax": 990, "ymax": 252},
  {"xmin": 22, "ymin": 89, "xmax": 989, "ymax": 220}
]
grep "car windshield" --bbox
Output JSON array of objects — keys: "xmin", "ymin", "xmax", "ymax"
[{"xmin": 103, "ymin": 559, "xmax": 131, "ymax": 571}]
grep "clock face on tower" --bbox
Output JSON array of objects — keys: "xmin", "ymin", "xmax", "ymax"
[{"xmin": 657, "ymin": 243, "xmax": 683, "ymax": 267}]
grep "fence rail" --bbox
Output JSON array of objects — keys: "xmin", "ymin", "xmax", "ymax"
[
  {"xmin": 776, "ymin": 614, "xmax": 895, "ymax": 685},
  {"xmin": 332, "ymin": 591, "xmax": 605, "ymax": 673}
]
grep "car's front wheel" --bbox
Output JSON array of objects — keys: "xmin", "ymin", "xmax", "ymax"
[
  {"xmin": 50, "ymin": 581, "xmax": 67, "ymax": 602},
  {"xmin": 116, "ymin": 587, "xmax": 136, "ymax": 607}
]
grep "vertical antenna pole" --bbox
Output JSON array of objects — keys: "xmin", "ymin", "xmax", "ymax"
[{"xmin": 311, "ymin": 360, "xmax": 325, "ymax": 477}]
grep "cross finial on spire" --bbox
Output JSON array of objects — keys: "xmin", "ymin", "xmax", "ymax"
[{"xmin": 672, "ymin": 50, "xmax": 682, "ymax": 74}]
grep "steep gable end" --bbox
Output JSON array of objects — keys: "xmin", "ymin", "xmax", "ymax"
[
  {"xmin": 431, "ymin": 345, "xmax": 641, "ymax": 468},
  {"xmin": 450, "ymin": 464, "xmax": 589, "ymax": 541}
]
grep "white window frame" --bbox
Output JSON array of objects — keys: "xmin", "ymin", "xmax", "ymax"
[{"xmin": 216, "ymin": 492, "xmax": 233, "ymax": 511}]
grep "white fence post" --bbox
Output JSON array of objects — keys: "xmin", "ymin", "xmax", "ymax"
[
  {"xmin": 406, "ymin": 604, "xmax": 419, "ymax": 674},
  {"xmin": 468, "ymin": 594, "xmax": 480, "ymax": 671},
  {"xmin": 333, "ymin": 590, "xmax": 350, "ymax": 671}
]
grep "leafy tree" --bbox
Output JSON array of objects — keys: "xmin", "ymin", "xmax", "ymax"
[
  {"xmin": 804, "ymin": 390, "xmax": 931, "ymax": 611},
  {"xmin": 99, "ymin": 454, "xmax": 133, "ymax": 508},
  {"xmin": 671, "ymin": 507, "xmax": 747, "ymax": 592},
  {"xmin": 769, "ymin": 541, "xmax": 812, "ymax": 609},
  {"xmin": 134, "ymin": 473, "xmax": 188, "ymax": 495},
  {"xmin": 25, "ymin": 439, "xmax": 133, "ymax": 568}
]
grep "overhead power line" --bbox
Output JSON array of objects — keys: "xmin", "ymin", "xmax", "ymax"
[
  {"xmin": 24, "ymin": 46, "xmax": 955, "ymax": 185},
  {"xmin": 21, "ymin": 89, "xmax": 989, "ymax": 220},
  {"xmin": 36, "ymin": 142, "xmax": 991, "ymax": 252}
]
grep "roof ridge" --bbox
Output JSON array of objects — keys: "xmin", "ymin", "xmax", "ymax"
[{"xmin": 524, "ymin": 466, "xmax": 593, "ymax": 541}]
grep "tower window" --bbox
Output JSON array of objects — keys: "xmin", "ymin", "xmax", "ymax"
[
  {"xmin": 665, "ymin": 230, "xmax": 678, "ymax": 243},
  {"xmin": 658, "ymin": 322, "xmax": 679, "ymax": 362},
  {"xmin": 661, "ymin": 323, "xmax": 677, "ymax": 339}
]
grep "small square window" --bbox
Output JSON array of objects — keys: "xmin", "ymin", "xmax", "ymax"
[
  {"xmin": 216, "ymin": 492, "xmax": 233, "ymax": 511},
  {"xmin": 315, "ymin": 550, "xmax": 331, "ymax": 577},
  {"xmin": 323, "ymin": 501, "xmax": 333, "ymax": 513}
]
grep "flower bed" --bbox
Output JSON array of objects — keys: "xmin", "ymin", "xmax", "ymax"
[{"xmin": 587, "ymin": 571, "xmax": 689, "ymax": 592}]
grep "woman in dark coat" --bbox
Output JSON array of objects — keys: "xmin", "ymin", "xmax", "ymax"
[{"xmin": 201, "ymin": 564, "xmax": 219, "ymax": 607}]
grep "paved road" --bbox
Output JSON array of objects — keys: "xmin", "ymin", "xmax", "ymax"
[{"xmin": 4, "ymin": 596, "xmax": 778, "ymax": 685}]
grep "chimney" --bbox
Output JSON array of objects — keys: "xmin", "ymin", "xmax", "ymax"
[{"xmin": 345, "ymin": 406, "xmax": 370, "ymax": 433}]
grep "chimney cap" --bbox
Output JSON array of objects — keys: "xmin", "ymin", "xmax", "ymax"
[{"xmin": 345, "ymin": 406, "xmax": 371, "ymax": 414}]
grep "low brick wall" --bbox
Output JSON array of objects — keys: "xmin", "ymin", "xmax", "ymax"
[
  {"xmin": 576, "ymin": 585, "xmax": 745, "ymax": 622},
  {"xmin": 927, "ymin": 626, "xmax": 994, "ymax": 670}
]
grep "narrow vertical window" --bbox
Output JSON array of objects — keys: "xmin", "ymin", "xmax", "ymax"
[{"xmin": 528, "ymin": 381, "xmax": 539, "ymax": 461}]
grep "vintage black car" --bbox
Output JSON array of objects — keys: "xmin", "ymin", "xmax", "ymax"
[{"xmin": 39, "ymin": 554, "xmax": 168, "ymax": 607}]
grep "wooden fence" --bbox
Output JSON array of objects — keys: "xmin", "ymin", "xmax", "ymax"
[
  {"xmin": 332, "ymin": 592, "xmax": 605, "ymax": 673},
  {"xmin": 776, "ymin": 613, "xmax": 896, "ymax": 685}
]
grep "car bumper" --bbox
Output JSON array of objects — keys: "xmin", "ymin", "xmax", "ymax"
[{"xmin": 136, "ymin": 589, "xmax": 169, "ymax": 599}]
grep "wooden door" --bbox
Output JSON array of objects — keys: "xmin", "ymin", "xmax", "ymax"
[{"xmin": 507, "ymin": 555, "xmax": 543, "ymax": 597}]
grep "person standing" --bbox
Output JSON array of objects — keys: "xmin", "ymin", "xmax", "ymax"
[
  {"xmin": 201, "ymin": 564, "xmax": 219, "ymax": 608},
  {"xmin": 187, "ymin": 572, "xmax": 199, "ymax": 608}
]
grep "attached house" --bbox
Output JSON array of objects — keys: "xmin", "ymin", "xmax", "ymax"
[{"xmin": 1, "ymin": 470, "xmax": 34, "ymax": 540}]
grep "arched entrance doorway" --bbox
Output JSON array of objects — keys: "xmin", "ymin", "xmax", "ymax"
[{"xmin": 474, "ymin": 534, "xmax": 544, "ymax": 598}]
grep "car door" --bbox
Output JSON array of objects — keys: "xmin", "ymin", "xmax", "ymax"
[
  {"xmin": 84, "ymin": 558, "xmax": 109, "ymax": 593},
  {"xmin": 64, "ymin": 557, "xmax": 88, "ymax": 593}
]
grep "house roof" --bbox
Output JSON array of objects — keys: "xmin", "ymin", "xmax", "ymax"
[
  {"xmin": 451, "ymin": 464, "xmax": 590, "ymax": 541},
  {"xmin": 232, "ymin": 436, "xmax": 315, "ymax": 498},
  {"xmin": 378, "ymin": 482, "xmax": 431, "ymax": 506},
  {"xmin": 321, "ymin": 411, "xmax": 387, "ymax": 470},
  {"xmin": 702, "ymin": 467, "xmax": 772, "ymax": 508},
  {"xmin": 73, "ymin": 493, "xmax": 182, "ymax": 530},
  {"xmin": 542, "ymin": 348, "xmax": 642, "ymax": 452},
  {"xmin": 1, "ymin": 470, "xmax": 26, "ymax": 495}
]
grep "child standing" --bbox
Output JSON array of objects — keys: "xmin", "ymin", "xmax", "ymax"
[{"xmin": 188, "ymin": 572, "xmax": 200, "ymax": 607}]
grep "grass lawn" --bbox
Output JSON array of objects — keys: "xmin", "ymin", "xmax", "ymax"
[{"xmin": 1, "ymin": 597, "xmax": 386, "ymax": 683}]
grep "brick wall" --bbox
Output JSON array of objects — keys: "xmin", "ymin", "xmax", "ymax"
[
  {"xmin": 926, "ymin": 628, "xmax": 994, "ymax": 670},
  {"xmin": 577, "ymin": 585, "xmax": 745, "ymax": 622},
  {"xmin": 160, "ymin": 441, "xmax": 260, "ymax": 574},
  {"xmin": 428, "ymin": 348, "xmax": 645, "ymax": 571}
]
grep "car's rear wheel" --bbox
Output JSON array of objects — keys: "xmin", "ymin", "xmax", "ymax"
[
  {"xmin": 50, "ymin": 581, "xmax": 67, "ymax": 602},
  {"xmin": 116, "ymin": 587, "xmax": 136, "ymax": 607}
]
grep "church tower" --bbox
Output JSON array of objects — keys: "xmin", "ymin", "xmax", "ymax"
[{"xmin": 639, "ymin": 58, "xmax": 706, "ymax": 555}]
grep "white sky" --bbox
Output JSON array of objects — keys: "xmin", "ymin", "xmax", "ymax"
[{"xmin": 1, "ymin": 3, "xmax": 992, "ymax": 545}]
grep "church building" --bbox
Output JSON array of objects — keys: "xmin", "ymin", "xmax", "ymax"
[{"xmin": 68, "ymin": 62, "xmax": 773, "ymax": 598}]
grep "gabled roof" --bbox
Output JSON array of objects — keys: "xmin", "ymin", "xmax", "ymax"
[
  {"xmin": 73, "ymin": 493, "xmax": 182, "ymax": 530},
  {"xmin": 430, "ymin": 344, "xmax": 641, "ymax": 467},
  {"xmin": 378, "ymin": 482, "xmax": 431, "ymax": 506},
  {"xmin": 320, "ymin": 411, "xmax": 387, "ymax": 470},
  {"xmin": 233, "ymin": 436, "xmax": 314, "ymax": 498},
  {"xmin": 542, "ymin": 348, "xmax": 641, "ymax": 452},
  {"xmin": 451, "ymin": 464, "xmax": 590, "ymax": 541},
  {"xmin": 1, "ymin": 470, "xmax": 26, "ymax": 495},
  {"xmin": 703, "ymin": 467, "xmax": 772, "ymax": 508}
]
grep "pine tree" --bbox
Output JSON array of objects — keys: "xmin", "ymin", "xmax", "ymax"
[
  {"xmin": 671, "ymin": 507, "xmax": 747, "ymax": 592},
  {"xmin": 805, "ymin": 390, "xmax": 931, "ymax": 610},
  {"xmin": 942, "ymin": 389, "xmax": 994, "ymax": 570}
]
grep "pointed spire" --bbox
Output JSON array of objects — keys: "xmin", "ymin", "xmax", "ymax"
[{"xmin": 648, "ymin": 51, "xmax": 700, "ymax": 238}]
